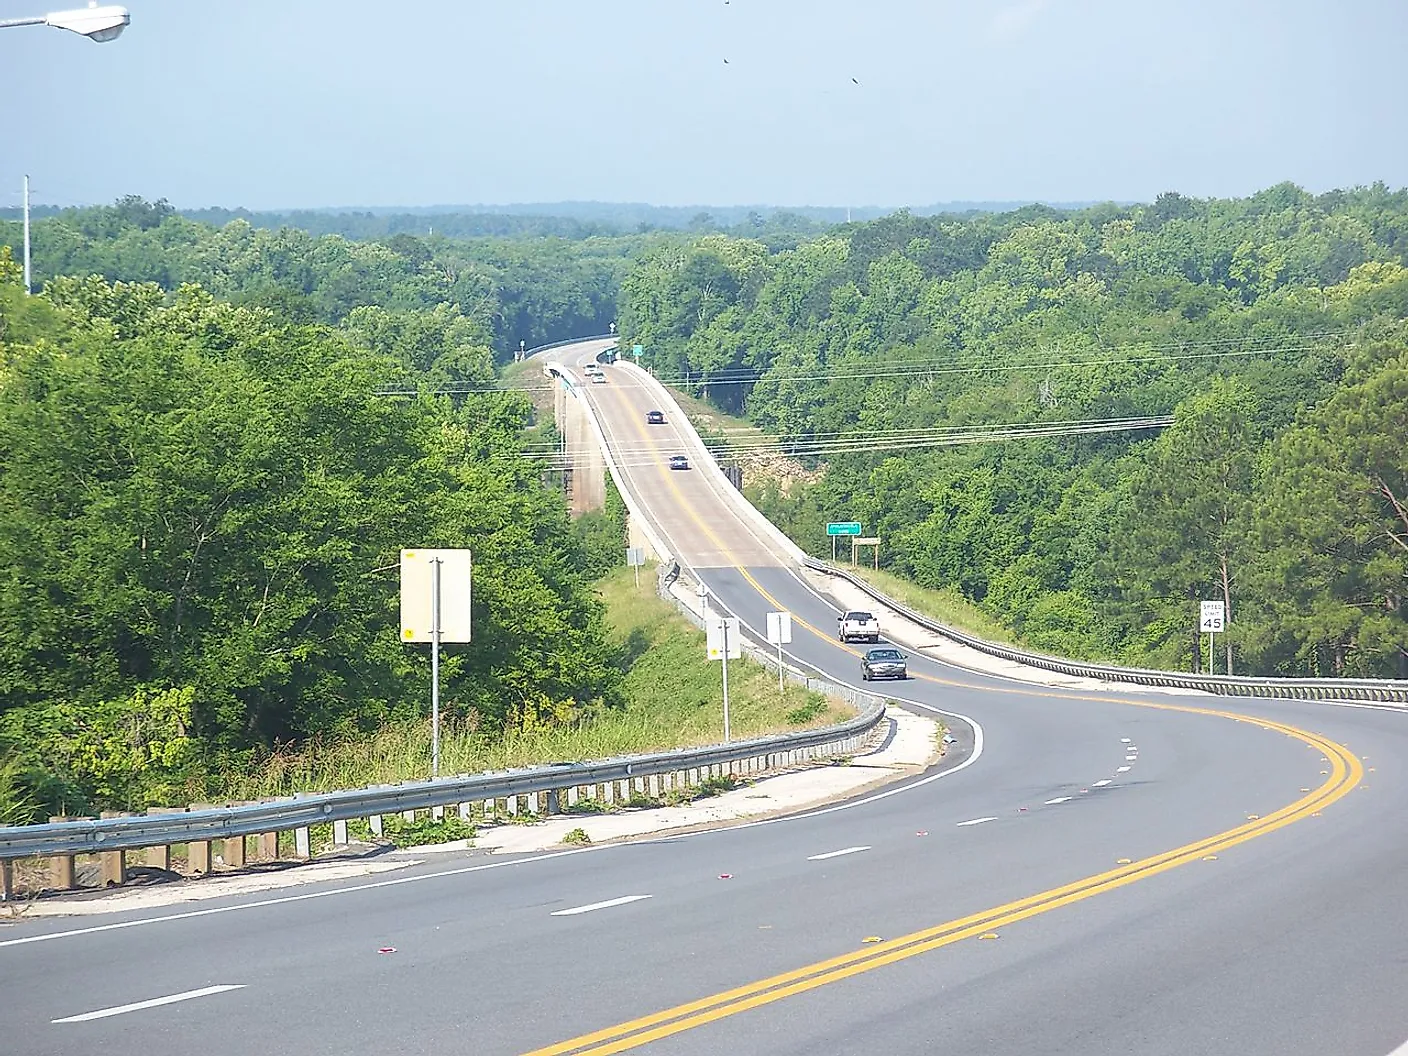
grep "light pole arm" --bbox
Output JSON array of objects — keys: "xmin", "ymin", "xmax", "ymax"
[{"xmin": 0, "ymin": 17, "xmax": 46, "ymax": 28}]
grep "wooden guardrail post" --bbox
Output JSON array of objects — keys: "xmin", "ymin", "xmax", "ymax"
[
  {"xmin": 145, "ymin": 807, "xmax": 183, "ymax": 869},
  {"xmin": 98, "ymin": 811, "xmax": 127, "ymax": 886},
  {"xmin": 48, "ymin": 815, "xmax": 78, "ymax": 890},
  {"xmin": 186, "ymin": 803, "xmax": 212, "ymax": 874},
  {"xmin": 224, "ymin": 831, "xmax": 246, "ymax": 869}
]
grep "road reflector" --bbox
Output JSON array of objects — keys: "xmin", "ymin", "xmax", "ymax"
[
  {"xmin": 1247, "ymin": 814, "xmax": 1260, "ymax": 820},
  {"xmin": 1202, "ymin": 855, "xmax": 1218, "ymax": 861},
  {"xmin": 1311, "ymin": 811, "xmax": 1321, "ymax": 816},
  {"xmin": 1116, "ymin": 858, "xmax": 1132, "ymax": 864},
  {"xmin": 979, "ymin": 933, "xmax": 999, "ymax": 940},
  {"xmin": 862, "ymin": 936, "xmax": 882, "ymax": 944},
  {"xmin": 916, "ymin": 831, "xmax": 928, "ymax": 837},
  {"xmin": 1300, "ymin": 787, "xmax": 1310, "ymax": 792},
  {"xmin": 718, "ymin": 874, "xmax": 732, "ymax": 880}
]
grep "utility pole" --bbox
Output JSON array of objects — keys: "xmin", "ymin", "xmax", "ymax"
[{"xmin": 23, "ymin": 175, "xmax": 32, "ymax": 295}]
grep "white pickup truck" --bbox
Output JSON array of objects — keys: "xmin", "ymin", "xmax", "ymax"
[{"xmin": 837, "ymin": 609, "xmax": 881, "ymax": 644}]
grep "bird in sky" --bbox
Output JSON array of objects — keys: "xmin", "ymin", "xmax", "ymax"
[{"xmin": 852, "ymin": 77, "xmax": 860, "ymax": 85}]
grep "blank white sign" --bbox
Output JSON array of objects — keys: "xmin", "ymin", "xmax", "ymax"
[
  {"xmin": 766, "ymin": 610, "xmax": 793, "ymax": 645},
  {"xmin": 401, "ymin": 549, "xmax": 472, "ymax": 643}
]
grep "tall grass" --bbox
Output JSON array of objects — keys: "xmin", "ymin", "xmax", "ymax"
[
  {"xmin": 844, "ymin": 566, "xmax": 1019, "ymax": 646},
  {"xmin": 207, "ymin": 567, "xmax": 845, "ymax": 801},
  {"xmin": 0, "ymin": 756, "xmax": 38, "ymax": 826}
]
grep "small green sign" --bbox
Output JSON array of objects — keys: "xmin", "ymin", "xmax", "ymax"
[
  {"xmin": 827, "ymin": 522, "xmax": 862, "ymax": 536},
  {"xmin": 632, "ymin": 344, "xmax": 643, "ymax": 357}
]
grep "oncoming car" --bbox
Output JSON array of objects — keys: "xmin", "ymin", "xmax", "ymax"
[
  {"xmin": 646, "ymin": 410, "xmax": 666, "ymax": 425},
  {"xmin": 860, "ymin": 647, "xmax": 908, "ymax": 681},
  {"xmin": 668, "ymin": 455, "xmax": 690, "ymax": 470}
]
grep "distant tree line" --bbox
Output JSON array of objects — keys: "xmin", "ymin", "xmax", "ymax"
[{"xmin": 618, "ymin": 183, "xmax": 1408, "ymax": 678}]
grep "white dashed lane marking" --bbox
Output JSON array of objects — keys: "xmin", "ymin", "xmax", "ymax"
[
  {"xmin": 551, "ymin": 895, "xmax": 653, "ymax": 916},
  {"xmin": 956, "ymin": 817, "xmax": 998, "ymax": 827},
  {"xmin": 1044, "ymin": 797, "xmax": 1073, "ymax": 805},
  {"xmin": 1093, "ymin": 779, "xmax": 1112, "ymax": 787},
  {"xmin": 1117, "ymin": 766, "xmax": 1131, "ymax": 773},
  {"xmin": 806, "ymin": 846, "xmax": 871, "ymax": 861},
  {"xmin": 53, "ymin": 985, "xmax": 245, "ymax": 1023}
]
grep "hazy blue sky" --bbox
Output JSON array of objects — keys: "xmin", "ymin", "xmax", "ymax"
[{"xmin": 3, "ymin": 0, "xmax": 1405, "ymax": 211}]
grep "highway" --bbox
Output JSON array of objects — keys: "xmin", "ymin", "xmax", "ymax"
[{"xmin": 2, "ymin": 338, "xmax": 1406, "ymax": 1056}]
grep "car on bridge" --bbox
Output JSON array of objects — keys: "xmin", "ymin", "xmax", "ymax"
[
  {"xmin": 646, "ymin": 409, "xmax": 666, "ymax": 424},
  {"xmin": 860, "ymin": 647, "xmax": 908, "ymax": 681},
  {"xmin": 590, "ymin": 372, "xmax": 607, "ymax": 384},
  {"xmin": 668, "ymin": 455, "xmax": 690, "ymax": 470}
]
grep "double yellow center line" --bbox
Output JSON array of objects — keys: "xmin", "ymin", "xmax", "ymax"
[{"xmin": 526, "ymin": 716, "xmax": 1360, "ymax": 1056}]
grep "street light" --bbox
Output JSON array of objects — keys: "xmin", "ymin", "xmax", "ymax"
[{"xmin": 0, "ymin": 3, "xmax": 131, "ymax": 42}]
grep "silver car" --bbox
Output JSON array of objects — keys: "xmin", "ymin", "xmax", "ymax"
[{"xmin": 860, "ymin": 647, "xmax": 908, "ymax": 681}]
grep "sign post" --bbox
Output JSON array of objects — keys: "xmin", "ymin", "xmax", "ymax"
[
  {"xmin": 707, "ymin": 615, "xmax": 741, "ymax": 741},
  {"xmin": 766, "ymin": 610, "xmax": 793, "ymax": 694},
  {"xmin": 826, "ymin": 521, "xmax": 862, "ymax": 563},
  {"xmin": 1199, "ymin": 600, "xmax": 1226, "ymax": 675},
  {"xmin": 626, "ymin": 546, "xmax": 645, "ymax": 588},
  {"xmin": 851, "ymin": 536, "xmax": 881, "ymax": 569},
  {"xmin": 401, "ymin": 549, "xmax": 472, "ymax": 778}
]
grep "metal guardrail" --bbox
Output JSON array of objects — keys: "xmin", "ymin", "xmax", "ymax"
[
  {"xmin": 0, "ymin": 699, "xmax": 884, "ymax": 862},
  {"xmin": 807, "ymin": 558, "xmax": 1408, "ymax": 703},
  {"xmin": 524, "ymin": 333, "xmax": 614, "ymax": 357}
]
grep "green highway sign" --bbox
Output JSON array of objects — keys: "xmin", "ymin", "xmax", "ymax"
[{"xmin": 827, "ymin": 522, "xmax": 862, "ymax": 536}]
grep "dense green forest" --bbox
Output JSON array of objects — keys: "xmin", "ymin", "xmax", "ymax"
[
  {"xmin": 618, "ymin": 182, "xmax": 1408, "ymax": 679},
  {"xmin": 3, "ymin": 183, "xmax": 1406, "ymax": 822},
  {"xmin": 0, "ymin": 234, "xmax": 629, "ymax": 817},
  {"xmin": 0, "ymin": 196, "xmax": 634, "ymax": 358}
]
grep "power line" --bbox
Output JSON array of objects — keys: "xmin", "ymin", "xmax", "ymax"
[
  {"xmin": 377, "ymin": 332, "xmax": 1346, "ymax": 398},
  {"xmin": 529, "ymin": 415, "xmax": 1173, "ymax": 470}
]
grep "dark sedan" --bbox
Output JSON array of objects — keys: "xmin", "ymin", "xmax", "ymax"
[
  {"xmin": 860, "ymin": 647, "xmax": 908, "ymax": 681},
  {"xmin": 646, "ymin": 410, "xmax": 666, "ymax": 424}
]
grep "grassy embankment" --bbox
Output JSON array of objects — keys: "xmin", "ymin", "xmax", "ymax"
[
  {"xmin": 840, "ymin": 566, "xmax": 1019, "ymax": 647},
  {"xmin": 214, "ymin": 566, "xmax": 845, "ymax": 801}
]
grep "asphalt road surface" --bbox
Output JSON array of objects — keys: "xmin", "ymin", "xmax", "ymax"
[{"xmin": 2, "ymin": 340, "xmax": 1404, "ymax": 1056}]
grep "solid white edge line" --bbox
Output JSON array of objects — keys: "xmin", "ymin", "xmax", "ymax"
[
  {"xmin": 956, "ymin": 817, "xmax": 998, "ymax": 826},
  {"xmin": 0, "ymin": 847, "xmax": 598, "ymax": 950},
  {"xmin": 52, "ymin": 984, "xmax": 245, "ymax": 1023},
  {"xmin": 806, "ymin": 846, "xmax": 871, "ymax": 861},
  {"xmin": 1385, "ymin": 1037, "xmax": 1408, "ymax": 1055},
  {"xmin": 550, "ymin": 895, "xmax": 652, "ymax": 917}
]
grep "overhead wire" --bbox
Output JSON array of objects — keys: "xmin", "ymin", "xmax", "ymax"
[
  {"xmin": 374, "ymin": 331, "xmax": 1347, "ymax": 398},
  {"xmin": 527, "ymin": 415, "xmax": 1174, "ymax": 470}
]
